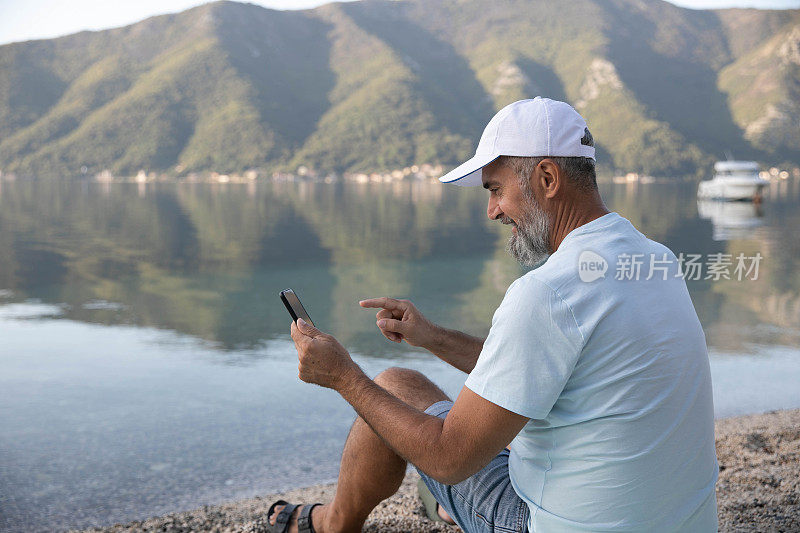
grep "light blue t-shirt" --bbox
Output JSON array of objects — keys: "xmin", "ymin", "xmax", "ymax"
[{"xmin": 464, "ymin": 212, "xmax": 718, "ymax": 532}]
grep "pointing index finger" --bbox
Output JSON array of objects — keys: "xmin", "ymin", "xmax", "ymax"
[{"xmin": 359, "ymin": 297, "xmax": 405, "ymax": 311}]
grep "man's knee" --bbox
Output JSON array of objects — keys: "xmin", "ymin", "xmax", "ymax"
[
  {"xmin": 373, "ymin": 367, "xmax": 449, "ymax": 411},
  {"xmin": 374, "ymin": 366, "xmax": 425, "ymax": 388}
]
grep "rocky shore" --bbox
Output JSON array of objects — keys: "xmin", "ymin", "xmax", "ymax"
[{"xmin": 75, "ymin": 409, "xmax": 799, "ymax": 533}]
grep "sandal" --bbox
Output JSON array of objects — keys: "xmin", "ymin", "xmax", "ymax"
[{"xmin": 265, "ymin": 500, "xmax": 322, "ymax": 533}]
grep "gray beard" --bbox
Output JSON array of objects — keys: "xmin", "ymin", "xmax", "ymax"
[{"xmin": 506, "ymin": 198, "xmax": 551, "ymax": 267}]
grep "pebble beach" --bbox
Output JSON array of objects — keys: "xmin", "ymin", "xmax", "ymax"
[{"xmin": 74, "ymin": 409, "xmax": 800, "ymax": 533}]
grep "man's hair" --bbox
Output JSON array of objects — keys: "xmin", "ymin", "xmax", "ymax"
[{"xmin": 497, "ymin": 155, "xmax": 598, "ymax": 193}]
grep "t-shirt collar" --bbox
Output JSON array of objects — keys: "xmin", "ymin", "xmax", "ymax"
[{"xmin": 557, "ymin": 212, "xmax": 621, "ymax": 251}]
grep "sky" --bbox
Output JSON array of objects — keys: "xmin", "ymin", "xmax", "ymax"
[{"xmin": 0, "ymin": 0, "xmax": 798, "ymax": 46}]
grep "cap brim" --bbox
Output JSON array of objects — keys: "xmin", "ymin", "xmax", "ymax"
[{"xmin": 439, "ymin": 154, "xmax": 499, "ymax": 187}]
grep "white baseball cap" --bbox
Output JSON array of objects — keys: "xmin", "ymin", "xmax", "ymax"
[{"xmin": 439, "ymin": 97, "xmax": 595, "ymax": 186}]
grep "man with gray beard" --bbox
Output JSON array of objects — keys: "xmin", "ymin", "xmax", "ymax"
[
  {"xmin": 269, "ymin": 98, "xmax": 717, "ymax": 533},
  {"xmin": 499, "ymin": 156, "xmax": 553, "ymax": 267}
]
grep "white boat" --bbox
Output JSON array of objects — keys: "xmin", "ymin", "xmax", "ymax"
[{"xmin": 697, "ymin": 161, "xmax": 768, "ymax": 201}]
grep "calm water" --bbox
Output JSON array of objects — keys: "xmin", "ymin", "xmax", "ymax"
[{"xmin": 1, "ymin": 178, "xmax": 799, "ymax": 532}]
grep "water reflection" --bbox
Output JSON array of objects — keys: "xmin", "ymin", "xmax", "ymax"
[
  {"xmin": 0, "ymin": 178, "xmax": 798, "ymax": 357},
  {"xmin": 697, "ymin": 200, "xmax": 764, "ymax": 241},
  {"xmin": 0, "ymin": 181, "xmax": 507, "ymax": 354}
]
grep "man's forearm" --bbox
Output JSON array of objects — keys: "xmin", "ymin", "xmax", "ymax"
[
  {"xmin": 338, "ymin": 366, "xmax": 456, "ymax": 481},
  {"xmin": 425, "ymin": 326, "xmax": 484, "ymax": 373}
]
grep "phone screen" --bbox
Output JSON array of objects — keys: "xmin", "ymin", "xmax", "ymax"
[{"xmin": 279, "ymin": 289, "xmax": 314, "ymax": 326}]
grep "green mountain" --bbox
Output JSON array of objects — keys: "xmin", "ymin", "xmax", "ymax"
[{"xmin": 0, "ymin": 0, "xmax": 797, "ymax": 178}]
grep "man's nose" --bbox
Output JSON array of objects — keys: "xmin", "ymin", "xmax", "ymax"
[{"xmin": 487, "ymin": 199, "xmax": 503, "ymax": 221}]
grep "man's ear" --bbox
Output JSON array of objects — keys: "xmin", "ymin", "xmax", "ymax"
[{"xmin": 536, "ymin": 159, "xmax": 562, "ymax": 199}]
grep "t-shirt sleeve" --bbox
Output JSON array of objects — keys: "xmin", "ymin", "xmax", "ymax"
[{"xmin": 464, "ymin": 275, "xmax": 584, "ymax": 420}]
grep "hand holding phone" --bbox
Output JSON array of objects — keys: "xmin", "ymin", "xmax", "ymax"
[{"xmin": 281, "ymin": 289, "xmax": 360, "ymax": 391}]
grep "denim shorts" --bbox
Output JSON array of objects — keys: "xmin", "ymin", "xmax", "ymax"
[{"xmin": 415, "ymin": 400, "xmax": 530, "ymax": 533}]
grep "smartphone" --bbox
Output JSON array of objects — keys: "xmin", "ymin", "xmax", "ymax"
[{"xmin": 279, "ymin": 289, "xmax": 314, "ymax": 326}]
